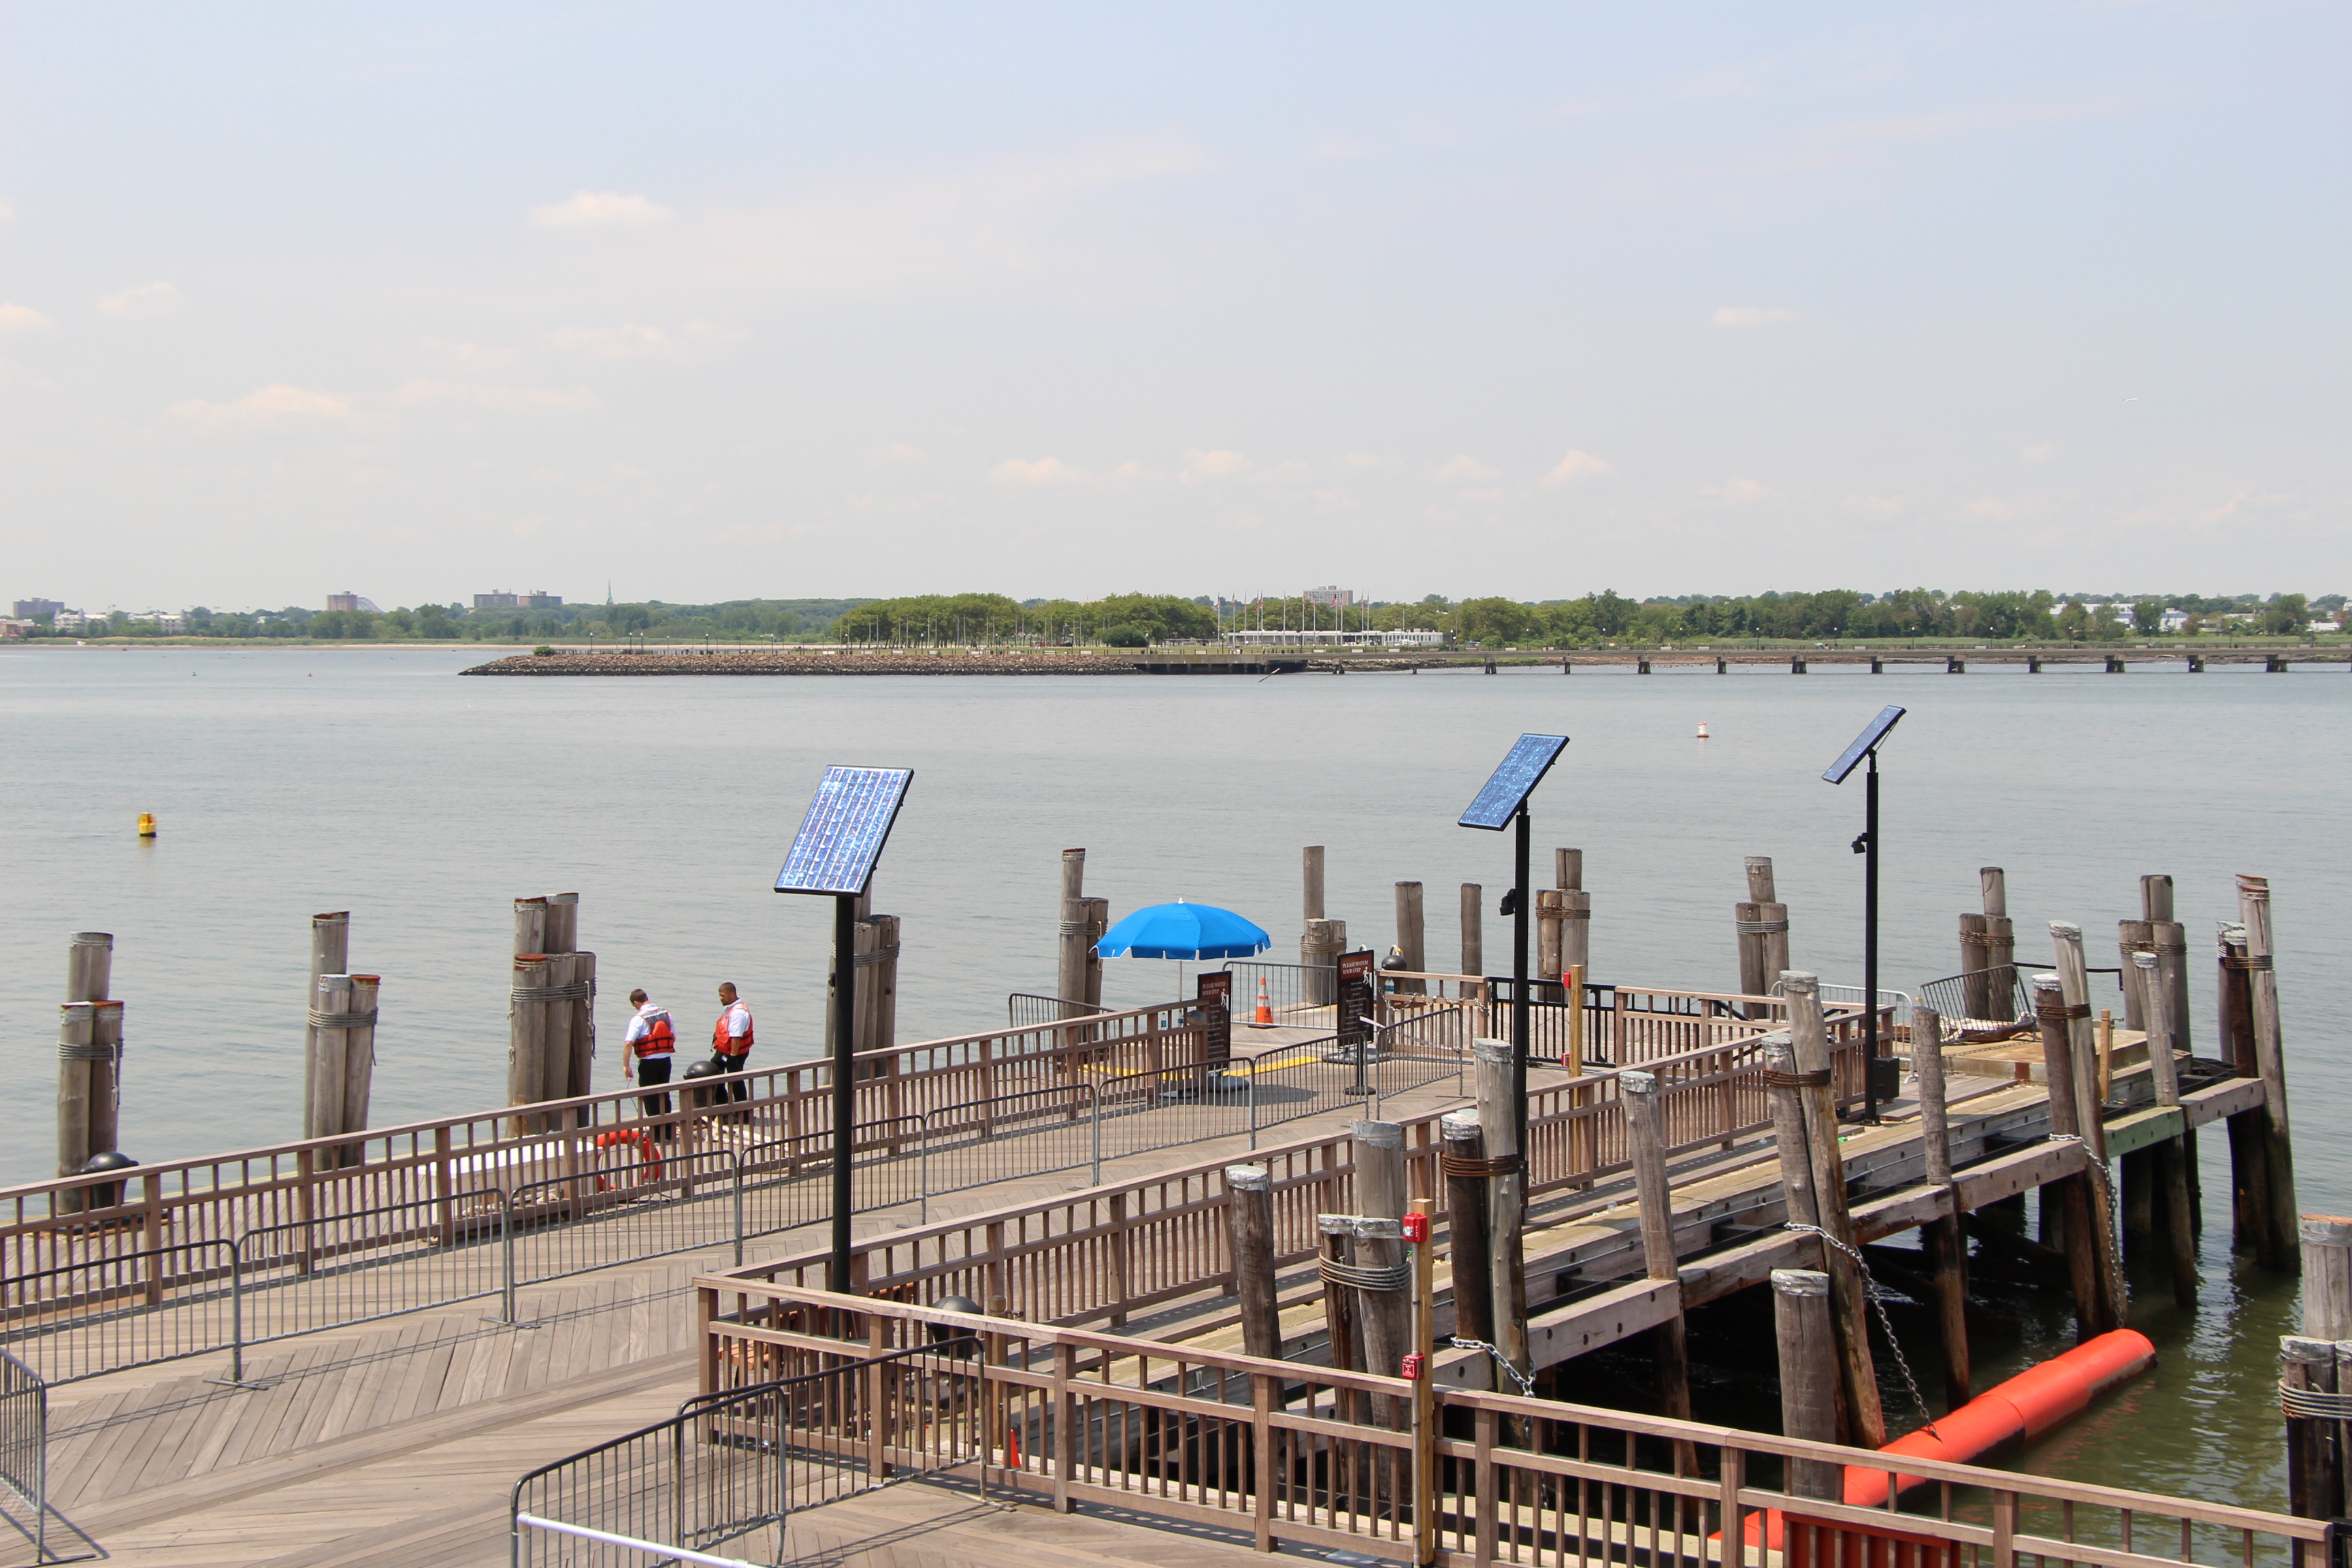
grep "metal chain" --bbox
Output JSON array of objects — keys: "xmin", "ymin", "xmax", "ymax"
[
  {"xmin": 1784, "ymin": 1222, "xmax": 1941, "ymax": 1436},
  {"xmin": 2049, "ymin": 1134, "xmax": 2131, "ymax": 1318},
  {"xmin": 1449, "ymin": 1337, "xmax": 1537, "ymax": 1394}
]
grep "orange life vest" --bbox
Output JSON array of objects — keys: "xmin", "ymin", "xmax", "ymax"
[
  {"xmin": 713, "ymin": 1002, "xmax": 753, "ymax": 1057},
  {"xmin": 633, "ymin": 1011, "xmax": 675, "ymax": 1056}
]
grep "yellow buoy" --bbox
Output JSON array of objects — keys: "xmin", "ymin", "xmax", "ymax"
[{"xmin": 137, "ymin": 813, "xmax": 157, "ymax": 838}]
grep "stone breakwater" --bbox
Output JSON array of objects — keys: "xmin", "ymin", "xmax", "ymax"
[{"xmin": 459, "ymin": 650, "xmax": 1153, "ymax": 676}]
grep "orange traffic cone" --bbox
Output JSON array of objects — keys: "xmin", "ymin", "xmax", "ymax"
[{"xmin": 1253, "ymin": 977, "xmax": 1273, "ymax": 1026}]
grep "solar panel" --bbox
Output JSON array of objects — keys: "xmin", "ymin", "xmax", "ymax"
[
  {"xmin": 1821, "ymin": 705, "xmax": 1906, "ymax": 785},
  {"xmin": 774, "ymin": 766, "xmax": 914, "ymax": 896},
  {"xmin": 1459, "ymin": 734, "xmax": 1569, "ymax": 830}
]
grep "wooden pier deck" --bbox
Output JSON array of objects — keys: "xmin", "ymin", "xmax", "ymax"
[{"xmin": 16, "ymin": 1073, "xmax": 1480, "ymax": 1567}]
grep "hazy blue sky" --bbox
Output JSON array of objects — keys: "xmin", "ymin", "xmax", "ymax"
[{"xmin": 2, "ymin": 4, "xmax": 2343, "ymax": 611}]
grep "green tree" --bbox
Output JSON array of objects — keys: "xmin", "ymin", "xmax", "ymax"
[
  {"xmin": 2261, "ymin": 593, "xmax": 2310, "ymax": 635},
  {"xmin": 2131, "ymin": 598, "xmax": 2165, "ymax": 635}
]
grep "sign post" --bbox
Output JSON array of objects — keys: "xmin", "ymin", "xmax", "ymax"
[
  {"xmin": 1194, "ymin": 971, "xmax": 1232, "ymax": 1071},
  {"xmin": 773, "ymin": 765, "xmax": 915, "ymax": 1293},
  {"xmin": 1337, "ymin": 949, "xmax": 1378, "ymax": 1097}
]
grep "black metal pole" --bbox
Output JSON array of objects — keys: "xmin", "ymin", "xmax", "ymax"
[
  {"xmin": 1864, "ymin": 751, "xmax": 1881, "ymax": 1121},
  {"xmin": 1513, "ymin": 805, "xmax": 1531, "ymax": 1135},
  {"xmin": 830, "ymin": 891, "xmax": 857, "ymax": 1292}
]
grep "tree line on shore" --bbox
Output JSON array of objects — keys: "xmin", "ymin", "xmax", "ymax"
[{"xmin": 16, "ymin": 587, "xmax": 2340, "ymax": 647}]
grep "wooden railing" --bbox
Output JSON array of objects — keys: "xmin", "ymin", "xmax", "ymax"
[
  {"xmin": 696, "ymin": 1288, "xmax": 2327, "ymax": 1568},
  {"xmin": 708, "ymin": 1013, "xmax": 1875, "ymax": 1328},
  {"xmin": 0, "ymin": 1000, "xmax": 1211, "ymax": 1369}
]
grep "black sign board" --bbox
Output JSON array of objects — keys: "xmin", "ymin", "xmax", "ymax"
[
  {"xmin": 1337, "ymin": 949, "xmax": 1378, "ymax": 1053},
  {"xmin": 1194, "ymin": 971, "xmax": 1233, "ymax": 1070}
]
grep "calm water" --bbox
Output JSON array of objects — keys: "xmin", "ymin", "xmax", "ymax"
[{"xmin": 1, "ymin": 645, "xmax": 2342, "ymax": 1508}]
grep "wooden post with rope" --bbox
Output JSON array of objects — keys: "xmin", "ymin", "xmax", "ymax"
[
  {"xmin": 1225, "ymin": 1164, "xmax": 1280, "ymax": 1360},
  {"xmin": 1439, "ymin": 1112, "xmax": 1494, "ymax": 1362},
  {"xmin": 1746, "ymin": 858, "xmax": 1791, "ymax": 983},
  {"xmin": 1351, "ymin": 1121, "xmax": 1411, "ymax": 1428},
  {"xmin": 1784, "ymin": 973, "xmax": 1884, "ymax": 1448},
  {"xmin": 1472, "ymin": 1041, "xmax": 1529, "ymax": 1401},
  {"xmin": 1620, "ymin": 1071, "xmax": 1693, "ymax": 1435}
]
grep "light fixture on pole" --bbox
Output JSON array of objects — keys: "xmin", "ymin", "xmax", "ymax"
[
  {"xmin": 774, "ymin": 765, "xmax": 915, "ymax": 1292},
  {"xmin": 1458, "ymin": 733, "xmax": 1570, "ymax": 1136},
  {"xmin": 1822, "ymin": 704, "xmax": 1905, "ymax": 1121}
]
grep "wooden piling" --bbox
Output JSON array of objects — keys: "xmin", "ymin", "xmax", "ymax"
[
  {"xmin": 1746, "ymin": 858, "xmax": 1792, "ymax": 980},
  {"xmin": 303, "ymin": 913, "xmax": 350, "ymax": 1143},
  {"xmin": 2154, "ymin": 918, "xmax": 2193, "ymax": 1055},
  {"xmin": 1077, "ymin": 900, "xmax": 1105, "ymax": 1013},
  {"xmin": 2237, "ymin": 875, "xmax": 2300, "ymax": 1273},
  {"xmin": 1911, "ymin": 1003, "xmax": 1972, "ymax": 1406},
  {"xmin": 508, "ymin": 953, "xmax": 550, "ymax": 1131},
  {"xmin": 311, "ymin": 975, "xmax": 353, "ymax": 1148},
  {"xmin": 2280, "ymin": 1337, "xmax": 2340, "ymax": 1519},
  {"xmin": 1304, "ymin": 846, "xmax": 1326, "ymax": 922},
  {"xmin": 1737, "ymin": 901, "xmax": 1771, "ymax": 998},
  {"xmin": 1534, "ymin": 889, "xmax": 1565, "ymax": 992},
  {"xmin": 2117, "ymin": 919, "xmax": 2153, "ymax": 1031},
  {"xmin": 1057, "ymin": 849, "xmax": 1088, "ymax": 1011},
  {"xmin": 60, "ymin": 933, "xmax": 115, "ymax": 1192},
  {"xmin": 1225, "ymin": 1165, "xmax": 1281, "ymax": 1360},
  {"xmin": 2030, "ymin": 973, "xmax": 2123, "ymax": 1339},
  {"xmin": 1473, "ymin": 1040, "xmax": 1529, "ymax": 1391},
  {"xmin": 1303, "ymin": 918, "xmax": 1345, "ymax": 1007},
  {"xmin": 1318, "ymin": 1215, "xmax": 1362, "ymax": 1389},
  {"xmin": 1460, "ymin": 885, "xmax": 1484, "ymax": 978},
  {"xmin": 1982, "ymin": 868, "xmax": 2015, "ymax": 988},
  {"xmin": 1620, "ymin": 1071, "xmax": 1693, "ymax": 1427},
  {"xmin": 1440, "ymin": 1112, "xmax": 1495, "ymax": 1355},
  {"xmin": 1352, "ymin": 1121, "xmax": 1412, "ymax": 1399},
  {"xmin": 1556, "ymin": 848, "xmax": 1582, "ymax": 892},
  {"xmin": 1960, "ymin": 913, "xmax": 1994, "ymax": 1019},
  {"xmin": 1394, "ymin": 882, "xmax": 1426, "ymax": 994},
  {"xmin": 2050, "ymin": 924, "xmax": 2107, "ymax": 1158},
  {"xmin": 340, "ymin": 974, "xmax": 380, "ymax": 1163},
  {"xmin": 1556, "ymin": 849, "xmax": 1590, "ymax": 975},
  {"xmin": 1784, "ymin": 973, "xmax": 1884, "ymax": 1448},
  {"xmin": 1772, "ymin": 1269, "xmax": 1841, "ymax": 1499},
  {"xmin": 2134, "ymin": 951, "xmax": 2198, "ymax": 1305}
]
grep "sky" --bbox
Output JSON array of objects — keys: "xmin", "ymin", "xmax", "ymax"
[{"xmin": 1, "ymin": 3, "xmax": 2345, "ymax": 612}]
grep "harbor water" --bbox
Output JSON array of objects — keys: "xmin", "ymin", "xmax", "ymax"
[{"xmin": 1, "ymin": 644, "xmax": 2342, "ymax": 1511}]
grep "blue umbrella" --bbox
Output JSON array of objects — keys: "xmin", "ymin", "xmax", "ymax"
[{"xmin": 1095, "ymin": 900, "xmax": 1271, "ymax": 960}]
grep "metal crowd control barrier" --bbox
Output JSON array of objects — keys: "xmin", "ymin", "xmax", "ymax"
[
  {"xmin": 1222, "ymin": 960, "xmax": 1337, "ymax": 1027},
  {"xmin": 0, "ymin": 1347, "xmax": 47, "ymax": 1564},
  {"xmin": 510, "ymin": 1339, "xmax": 986, "ymax": 1567},
  {"xmin": 1, "ymin": 1240, "xmax": 239, "ymax": 1386}
]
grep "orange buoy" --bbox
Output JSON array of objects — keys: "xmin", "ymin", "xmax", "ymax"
[
  {"xmin": 136, "ymin": 812, "xmax": 157, "ymax": 838},
  {"xmin": 1253, "ymin": 977, "xmax": 1273, "ymax": 1026}
]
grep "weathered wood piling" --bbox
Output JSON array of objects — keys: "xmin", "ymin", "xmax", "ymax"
[
  {"xmin": 1224, "ymin": 1164, "xmax": 1280, "ymax": 1359},
  {"xmin": 58, "ymin": 932, "xmax": 120, "ymax": 1205},
  {"xmin": 1459, "ymin": 883, "xmax": 1483, "ymax": 977},
  {"xmin": 1910, "ymin": 1002, "xmax": 1972, "ymax": 1405}
]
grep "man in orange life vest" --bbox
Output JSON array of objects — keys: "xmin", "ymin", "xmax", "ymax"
[
  {"xmin": 711, "ymin": 982, "xmax": 754, "ymax": 1103},
  {"xmin": 622, "ymin": 988, "xmax": 676, "ymax": 1121}
]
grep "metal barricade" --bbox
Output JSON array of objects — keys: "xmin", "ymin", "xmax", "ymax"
[
  {"xmin": 917, "ymin": 1086, "xmax": 1098, "ymax": 1220},
  {"xmin": 0, "ymin": 1238, "xmax": 239, "ymax": 1386},
  {"xmin": 232, "ymin": 1196, "xmax": 507, "ymax": 1369},
  {"xmin": 1918, "ymin": 964, "xmax": 2033, "ymax": 1028},
  {"xmin": 1004, "ymin": 993, "xmax": 1100, "ymax": 1031},
  {"xmin": 506, "ymin": 1146, "xmax": 746, "ymax": 1307},
  {"xmin": 1222, "ymin": 960, "xmax": 1336, "ymax": 1030},
  {"xmin": 1093, "ymin": 1063, "xmax": 1256, "ymax": 1162},
  {"xmin": 0, "ymin": 1347, "xmax": 46, "ymax": 1564},
  {"xmin": 510, "ymin": 1339, "xmax": 986, "ymax": 1567}
]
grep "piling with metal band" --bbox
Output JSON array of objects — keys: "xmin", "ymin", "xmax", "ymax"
[
  {"xmin": 1556, "ymin": 849, "xmax": 1590, "ymax": 975},
  {"xmin": 1439, "ymin": 1112, "xmax": 1494, "ymax": 1356},
  {"xmin": 2280, "ymin": 1336, "xmax": 2341, "ymax": 1518},
  {"xmin": 1746, "ymin": 857, "xmax": 1791, "ymax": 982},
  {"xmin": 2050, "ymin": 924, "xmax": 2106, "ymax": 1160},
  {"xmin": 1056, "ymin": 849, "xmax": 1088, "ymax": 1023},
  {"xmin": 1620, "ymin": 1071, "xmax": 1692, "ymax": 1426},
  {"xmin": 303, "ymin": 913, "xmax": 350, "ymax": 1141},
  {"xmin": 59, "ymin": 932, "xmax": 117, "ymax": 1207},
  {"xmin": 2031, "ymin": 973, "xmax": 2124, "ymax": 1339},
  {"xmin": 1302, "ymin": 919, "xmax": 1345, "ymax": 1007},
  {"xmin": 1350, "ymin": 1122, "xmax": 1411, "ymax": 1420},
  {"xmin": 1471, "ymin": 1040, "xmax": 1529, "ymax": 1398}
]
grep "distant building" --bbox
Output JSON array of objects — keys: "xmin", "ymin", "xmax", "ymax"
[
  {"xmin": 327, "ymin": 592, "xmax": 361, "ymax": 613},
  {"xmin": 1224, "ymin": 629, "xmax": 1448, "ymax": 648},
  {"xmin": 52, "ymin": 610, "xmax": 97, "ymax": 632},
  {"xmin": 127, "ymin": 610, "xmax": 186, "ymax": 632},
  {"xmin": 474, "ymin": 591, "xmax": 519, "ymax": 609},
  {"xmin": 0, "ymin": 619, "xmax": 32, "ymax": 639},
  {"xmin": 2160, "ymin": 608, "xmax": 2191, "ymax": 633},
  {"xmin": 12, "ymin": 598, "xmax": 63, "ymax": 619},
  {"xmin": 523, "ymin": 590, "xmax": 562, "ymax": 610},
  {"xmin": 1303, "ymin": 585, "xmax": 1356, "ymax": 608}
]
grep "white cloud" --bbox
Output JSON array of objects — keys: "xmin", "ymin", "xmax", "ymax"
[
  {"xmin": 530, "ymin": 190, "xmax": 673, "ymax": 229},
  {"xmin": 1334, "ymin": 452, "xmax": 1387, "ymax": 470},
  {"xmin": 392, "ymin": 378, "xmax": 600, "ymax": 412},
  {"xmin": 1701, "ymin": 477, "xmax": 1768, "ymax": 504},
  {"xmin": 990, "ymin": 457, "xmax": 1088, "ymax": 485},
  {"xmin": 870, "ymin": 442, "xmax": 926, "ymax": 465},
  {"xmin": 99, "ymin": 282, "xmax": 181, "ymax": 320},
  {"xmin": 0, "ymin": 201, "xmax": 13, "ymax": 220},
  {"xmin": 1435, "ymin": 455, "xmax": 1499, "ymax": 484},
  {"xmin": 2196, "ymin": 490, "xmax": 2293, "ymax": 524},
  {"xmin": 1541, "ymin": 449, "xmax": 1611, "ymax": 486},
  {"xmin": 1110, "ymin": 461, "xmax": 1145, "ymax": 480},
  {"xmin": 419, "ymin": 338, "xmax": 520, "ymax": 371},
  {"xmin": 1712, "ymin": 306, "xmax": 1795, "ymax": 328},
  {"xmin": 1843, "ymin": 494, "xmax": 1908, "ymax": 518},
  {"xmin": 547, "ymin": 321, "xmax": 730, "ymax": 361},
  {"xmin": 1957, "ymin": 497, "xmax": 2017, "ymax": 521},
  {"xmin": 2020, "ymin": 442, "xmax": 2055, "ymax": 461},
  {"xmin": 1305, "ymin": 133, "xmax": 1371, "ymax": 163},
  {"xmin": 0, "ymin": 302, "xmax": 52, "ymax": 337},
  {"xmin": 1183, "ymin": 448, "xmax": 1250, "ymax": 480},
  {"xmin": 169, "ymin": 382, "xmax": 353, "ymax": 430}
]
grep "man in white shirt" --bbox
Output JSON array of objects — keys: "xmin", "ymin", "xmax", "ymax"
[{"xmin": 622, "ymin": 988, "xmax": 676, "ymax": 1122}]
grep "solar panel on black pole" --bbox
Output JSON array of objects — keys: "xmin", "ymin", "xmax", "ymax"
[
  {"xmin": 1823, "ymin": 705, "xmax": 1905, "ymax": 1120},
  {"xmin": 774, "ymin": 765, "xmax": 915, "ymax": 1292},
  {"xmin": 1458, "ymin": 734, "xmax": 1569, "ymax": 1136}
]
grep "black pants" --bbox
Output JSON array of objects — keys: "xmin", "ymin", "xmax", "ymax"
[
  {"xmin": 713, "ymin": 1051, "xmax": 751, "ymax": 1101},
  {"xmin": 636, "ymin": 1055, "xmax": 673, "ymax": 1118}
]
